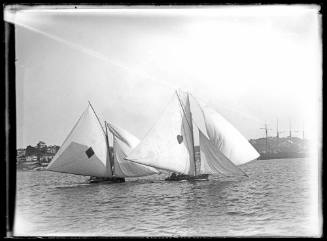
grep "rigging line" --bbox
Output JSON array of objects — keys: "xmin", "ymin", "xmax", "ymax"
[
  {"xmin": 186, "ymin": 91, "xmax": 198, "ymax": 174},
  {"xmin": 176, "ymin": 90, "xmax": 197, "ymax": 175},
  {"xmin": 107, "ymin": 122, "xmax": 134, "ymax": 149},
  {"xmin": 177, "ymin": 106, "xmax": 192, "ymax": 151},
  {"xmin": 111, "ymin": 133, "xmax": 120, "ymax": 176},
  {"xmin": 88, "ymin": 101, "xmax": 106, "ymax": 135},
  {"xmin": 178, "ymin": 91, "xmax": 207, "ymax": 136},
  {"xmin": 106, "ymin": 122, "xmax": 122, "ymax": 140},
  {"xmin": 105, "ymin": 122, "xmax": 114, "ymax": 176},
  {"xmin": 107, "ymin": 122, "xmax": 121, "ymax": 141}
]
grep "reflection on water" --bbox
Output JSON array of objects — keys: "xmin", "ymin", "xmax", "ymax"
[{"xmin": 14, "ymin": 158, "xmax": 320, "ymax": 237}]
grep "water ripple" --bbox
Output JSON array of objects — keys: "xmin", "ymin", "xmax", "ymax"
[{"xmin": 14, "ymin": 158, "xmax": 317, "ymax": 237}]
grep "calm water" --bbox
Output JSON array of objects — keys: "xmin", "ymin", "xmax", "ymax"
[{"xmin": 14, "ymin": 158, "xmax": 320, "ymax": 237}]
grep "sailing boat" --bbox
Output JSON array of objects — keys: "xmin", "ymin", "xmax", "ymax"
[
  {"xmin": 125, "ymin": 90, "xmax": 260, "ymax": 181},
  {"xmin": 46, "ymin": 102, "xmax": 159, "ymax": 183}
]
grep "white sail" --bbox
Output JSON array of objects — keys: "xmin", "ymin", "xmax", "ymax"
[
  {"xmin": 106, "ymin": 122, "xmax": 159, "ymax": 177},
  {"xmin": 106, "ymin": 121, "xmax": 139, "ymax": 148},
  {"xmin": 202, "ymin": 106, "xmax": 260, "ymax": 165},
  {"xmin": 46, "ymin": 104, "xmax": 112, "ymax": 177},
  {"xmin": 188, "ymin": 92, "xmax": 209, "ymax": 139},
  {"xmin": 199, "ymin": 130, "xmax": 247, "ymax": 176},
  {"xmin": 126, "ymin": 92, "xmax": 194, "ymax": 175},
  {"xmin": 112, "ymin": 136, "xmax": 160, "ymax": 177}
]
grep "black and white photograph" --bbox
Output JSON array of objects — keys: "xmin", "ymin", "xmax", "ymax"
[{"xmin": 4, "ymin": 4, "xmax": 322, "ymax": 237}]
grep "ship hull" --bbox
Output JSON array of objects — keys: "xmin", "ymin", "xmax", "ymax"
[
  {"xmin": 165, "ymin": 174, "xmax": 209, "ymax": 182},
  {"xmin": 88, "ymin": 176, "xmax": 125, "ymax": 183}
]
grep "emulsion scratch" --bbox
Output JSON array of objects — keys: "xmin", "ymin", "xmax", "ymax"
[
  {"xmin": 4, "ymin": 9, "xmax": 177, "ymax": 91},
  {"xmin": 5, "ymin": 8, "xmax": 264, "ymax": 125}
]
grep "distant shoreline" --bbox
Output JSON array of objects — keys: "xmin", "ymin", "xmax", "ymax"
[
  {"xmin": 16, "ymin": 156, "xmax": 309, "ymax": 172},
  {"xmin": 16, "ymin": 136, "xmax": 310, "ymax": 171}
]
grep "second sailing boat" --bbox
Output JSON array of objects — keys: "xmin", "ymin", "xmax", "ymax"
[{"xmin": 126, "ymin": 90, "xmax": 260, "ymax": 181}]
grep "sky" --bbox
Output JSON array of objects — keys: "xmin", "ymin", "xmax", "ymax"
[{"xmin": 4, "ymin": 5, "xmax": 322, "ymax": 148}]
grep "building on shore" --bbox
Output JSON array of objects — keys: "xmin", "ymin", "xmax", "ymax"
[
  {"xmin": 16, "ymin": 141, "xmax": 60, "ymax": 170},
  {"xmin": 17, "ymin": 148, "xmax": 26, "ymax": 157},
  {"xmin": 37, "ymin": 141, "xmax": 47, "ymax": 149}
]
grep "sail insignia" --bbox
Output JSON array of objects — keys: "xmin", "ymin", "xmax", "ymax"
[
  {"xmin": 85, "ymin": 147, "xmax": 95, "ymax": 158},
  {"xmin": 177, "ymin": 135, "xmax": 183, "ymax": 144}
]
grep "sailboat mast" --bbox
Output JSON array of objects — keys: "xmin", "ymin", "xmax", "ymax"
[
  {"xmin": 105, "ymin": 122, "xmax": 115, "ymax": 175},
  {"xmin": 187, "ymin": 93, "xmax": 197, "ymax": 176},
  {"xmin": 88, "ymin": 101, "xmax": 105, "ymax": 134},
  {"xmin": 176, "ymin": 90, "xmax": 197, "ymax": 176},
  {"xmin": 88, "ymin": 101, "xmax": 113, "ymax": 176}
]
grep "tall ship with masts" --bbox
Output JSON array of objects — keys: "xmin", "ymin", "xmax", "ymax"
[{"xmin": 126, "ymin": 89, "xmax": 260, "ymax": 181}]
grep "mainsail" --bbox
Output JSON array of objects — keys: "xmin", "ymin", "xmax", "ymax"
[
  {"xmin": 126, "ymin": 91, "xmax": 195, "ymax": 175},
  {"xmin": 46, "ymin": 104, "xmax": 112, "ymax": 177},
  {"xmin": 107, "ymin": 122, "xmax": 160, "ymax": 177}
]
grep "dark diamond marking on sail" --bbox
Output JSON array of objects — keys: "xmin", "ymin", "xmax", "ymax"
[
  {"xmin": 177, "ymin": 135, "xmax": 183, "ymax": 144},
  {"xmin": 85, "ymin": 147, "xmax": 94, "ymax": 158}
]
